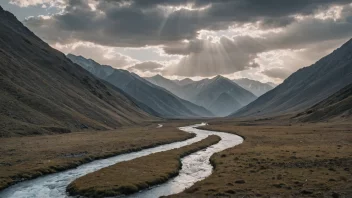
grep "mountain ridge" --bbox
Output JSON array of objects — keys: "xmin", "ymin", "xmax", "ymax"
[
  {"xmin": 68, "ymin": 54, "xmax": 214, "ymax": 118},
  {"xmin": 0, "ymin": 7, "xmax": 155, "ymax": 137},
  {"xmin": 232, "ymin": 38, "xmax": 352, "ymax": 118},
  {"xmin": 233, "ymin": 78, "xmax": 274, "ymax": 96},
  {"xmin": 146, "ymin": 74, "xmax": 257, "ymax": 116}
]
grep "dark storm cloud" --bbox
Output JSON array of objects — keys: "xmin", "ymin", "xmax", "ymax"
[
  {"xmin": 164, "ymin": 16, "xmax": 352, "ymax": 56},
  {"xmin": 20, "ymin": 0, "xmax": 352, "ymax": 78},
  {"xmin": 24, "ymin": 0, "xmax": 351, "ymax": 47}
]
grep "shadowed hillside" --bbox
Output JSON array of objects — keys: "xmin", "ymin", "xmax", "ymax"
[
  {"xmin": 233, "ymin": 38, "xmax": 352, "ymax": 118},
  {"xmin": 0, "ymin": 7, "xmax": 155, "ymax": 137},
  {"xmin": 294, "ymin": 83, "xmax": 352, "ymax": 122}
]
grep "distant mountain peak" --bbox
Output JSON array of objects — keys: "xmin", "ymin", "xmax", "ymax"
[
  {"xmin": 233, "ymin": 78, "xmax": 274, "ymax": 96},
  {"xmin": 213, "ymin": 75, "xmax": 226, "ymax": 80},
  {"xmin": 70, "ymin": 55, "xmax": 214, "ymax": 118},
  {"xmin": 154, "ymin": 74, "xmax": 163, "ymax": 78}
]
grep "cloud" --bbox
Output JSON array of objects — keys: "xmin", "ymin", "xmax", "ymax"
[
  {"xmin": 162, "ymin": 36, "xmax": 261, "ymax": 76},
  {"xmin": 23, "ymin": 0, "xmax": 352, "ymax": 47},
  {"xmin": 160, "ymin": 6, "xmax": 352, "ymax": 77},
  {"xmin": 54, "ymin": 42, "xmax": 138, "ymax": 68},
  {"xmin": 128, "ymin": 61, "xmax": 164, "ymax": 72},
  {"xmin": 13, "ymin": 0, "xmax": 352, "ymax": 82},
  {"xmin": 9, "ymin": 0, "xmax": 65, "ymax": 7},
  {"xmin": 262, "ymin": 68, "xmax": 291, "ymax": 80}
]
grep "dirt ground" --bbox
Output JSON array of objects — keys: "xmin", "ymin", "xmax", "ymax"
[
  {"xmin": 172, "ymin": 119, "xmax": 352, "ymax": 197},
  {"xmin": 0, "ymin": 122, "xmax": 195, "ymax": 191}
]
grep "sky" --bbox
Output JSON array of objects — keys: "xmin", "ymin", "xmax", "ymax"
[{"xmin": 1, "ymin": 0, "xmax": 352, "ymax": 84}]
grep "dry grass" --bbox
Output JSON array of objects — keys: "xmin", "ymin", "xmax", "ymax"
[
  {"xmin": 67, "ymin": 135, "xmax": 221, "ymax": 197},
  {"xmin": 170, "ymin": 119, "xmax": 352, "ymax": 197},
  {"xmin": 0, "ymin": 122, "xmax": 195, "ymax": 191}
]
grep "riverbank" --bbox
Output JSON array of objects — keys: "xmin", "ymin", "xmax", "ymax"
[
  {"xmin": 0, "ymin": 122, "xmax": 194, "ymax": 191},
  {"xmin": 67, "ymin": 135, "xmax": 221, "ymax": 197},
  {"xmin": 173, "ymin": 120, "xmax": 352, "ymax": 197}
]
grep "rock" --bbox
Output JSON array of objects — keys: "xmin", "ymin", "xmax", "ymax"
[
  {"xmin": 301, "ymin": 190, "xmax": 313, "ymax": 195},
  {"xmin": 328, "ymin": 168, "xmax": 336, "ymax": 171},
  {"xmin": 225, "ymin": 190, "xmax": 235, "ymax": 194},
  {"xmin": 235, "ymin": 179, "xmax": 246, "ymax": 184},
  {"xmin": 332, "ymin": 192, "xmax": 340, "ymax": 198},
  {"xmin": 80, "ymin": 124, "xmax": 88, "ymax": 129},
  {"xmin": 272, "ymin": 183, "xmax": 285, "ymax": 188}
]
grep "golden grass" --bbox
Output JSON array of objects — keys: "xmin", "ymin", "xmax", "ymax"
[
  {"xmin": 171, "ymin": 120, "xmax": 352, "ymax": 197},
  {"xmin": 0, "ymin": 122, "xmax": 195, "ymax": 191},
  {"xmin": 67, "ymin": 135, "xmax": 221, "ymax": 197}
]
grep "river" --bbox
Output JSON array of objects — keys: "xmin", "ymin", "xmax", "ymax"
[{"xmin": 0, "ymin": 123, "xmax": 243, "ymax": 198}]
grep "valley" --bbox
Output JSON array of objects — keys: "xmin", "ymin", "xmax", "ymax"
[
  {"xmin": 175, "ymin": 119, "xmax": 352, "ymax": 197},
  {"xmin": 0, "ymin": 122, "xmax": 195, "ymax": 191},
  {"xmin": 0, "ymin": 3, "xmax": 352, "ymax": 198}
]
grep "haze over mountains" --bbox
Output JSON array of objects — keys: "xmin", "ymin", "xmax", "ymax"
[
  {"xmin": 147, "ymin": 75, "xmax": 257, "ymax": 116},
  {"xmin": 233, "ymin": 78, "xmax": 273, "ymax": 96},
  {"xmin": 0, "ymin": 7, "xmax": 155, "ymax": 137},
  {"xmin": 67, "ymin": 54, "xmax": 213, "ymax": 118},
  {"xmin": 233, "ymin": 38, "xmax": 352, "ymax": 118},
  {"xmin": 173, "ymin": 78, "xmax": 194, "ymax": 86}
]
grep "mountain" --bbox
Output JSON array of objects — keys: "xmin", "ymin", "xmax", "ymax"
[
  {"xmin": 233, "ymin": 38, "xmax": 352, "ymax": 118},
  {"xmin": 186, "ymin": 76, "xmax": 257, "ymax": 104},
  {"xmin": 0, "ymin": 7, "xmax": 155, "ymax": 137},
  {"xmin": 173, "ymin": 78, "xmax": 194, "ymax": 86},
  {"xmin": 65, "ymin": 55, "xmax": 115, "ymax": 79},
  {"xmin": 181, "ymin": 76, "xmax": 257, "ymax": 116},
  {"xmin": 294, "ymin": 82, "xmax": 352, "ymax": 122},
  {"xmin": 266, "ymin": 82, "xmax": 278, "ymax": 88},
  {"xmin": 233, "ymin": 78, "xmax": 273, "ymax": 96},
  {"xmin": 146, "ymin": 75, "xmax": 257, "ymax": 116},
  {"xmin": 145, "ymin": 75, "xmax": 184, "ymax": 98},
  {"xmin": 67, "ymin": 55, "xmax": 213, "ymax": 118},
  {"xmin": 208, "ymin": 93, "xmax": 242, "ymax": 117}
]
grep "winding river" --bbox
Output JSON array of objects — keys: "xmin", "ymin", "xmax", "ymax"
[{"xmin": 0, "ymin": 123, "xmax": 243, "ymax": 198}]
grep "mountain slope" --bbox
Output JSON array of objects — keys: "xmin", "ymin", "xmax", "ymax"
[
  {"xmin": 173, "ymin": 78, "xmax": 194, "ymax": 86},
  {"xmin": 233, "ymin": 78, "xmax": 273, "ymax": 96},
  {"xmin": 0, "ymin": 7, "xmax": 155, "ymax": 137},
  {"xmin": 294, "ymin": 82, "xmax": 352, "ymax": 122},
  {"xmin": 68, "ymin": 55, "xmax": 213, "ymax": 118},
  {"xmin": 233, "ymin": 38, "xmax": 352, "ymax": 118},
  {"xmin": 65, "ymin": 55, "xmax": 115, "ymax": 79},
  {"xmin": 208, "ymin": 93, "xmax": 242, "ymax": 117},
  {"xmin": 145, "ymin": 75, "xmax": 184, "ymax": 98},
  {"xmin": 182, "ymin": 76, "xmax": 257, "ymax": 116}
]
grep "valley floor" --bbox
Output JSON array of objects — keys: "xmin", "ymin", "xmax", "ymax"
[
  {"xmin": 173, "ymin": 119, "xmax": 352, "ymax": 197},
  {"xmin": 0, "ymin": 122, "xmax": 195, "ymax": 191},
  {"xmin": 1, "ymin": 119, "xmax": 351, "ymax": 197}
]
